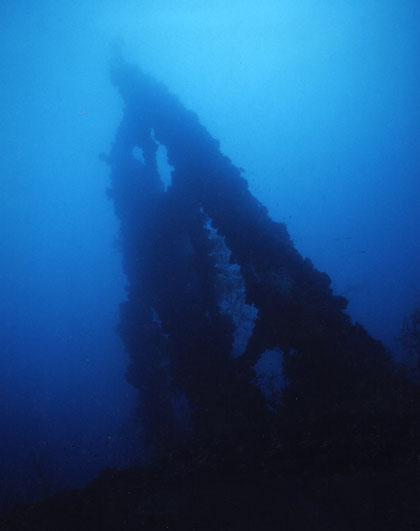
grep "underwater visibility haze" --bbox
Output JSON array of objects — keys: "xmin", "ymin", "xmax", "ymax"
[{"xmin": 0, "ymin": 0, "xmax": 420, "ymax": 526}]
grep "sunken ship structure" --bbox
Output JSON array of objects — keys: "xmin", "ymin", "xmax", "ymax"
[{"xmin": 3, "ymin": 58, "xmax": 420, "ymax": 530}]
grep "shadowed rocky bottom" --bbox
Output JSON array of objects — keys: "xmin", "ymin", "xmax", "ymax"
[{"xmin": 2, "ymin": 444, "xmax": 419, "ymax": 530}]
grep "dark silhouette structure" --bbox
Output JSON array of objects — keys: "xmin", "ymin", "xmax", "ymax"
[
  {"xmin": 3, "ymin": 57, "xmax": 420, "ymax": 530},
  {"xmin": 106, "ymin": 57, "xmax": 419, "ymax": 469}
]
